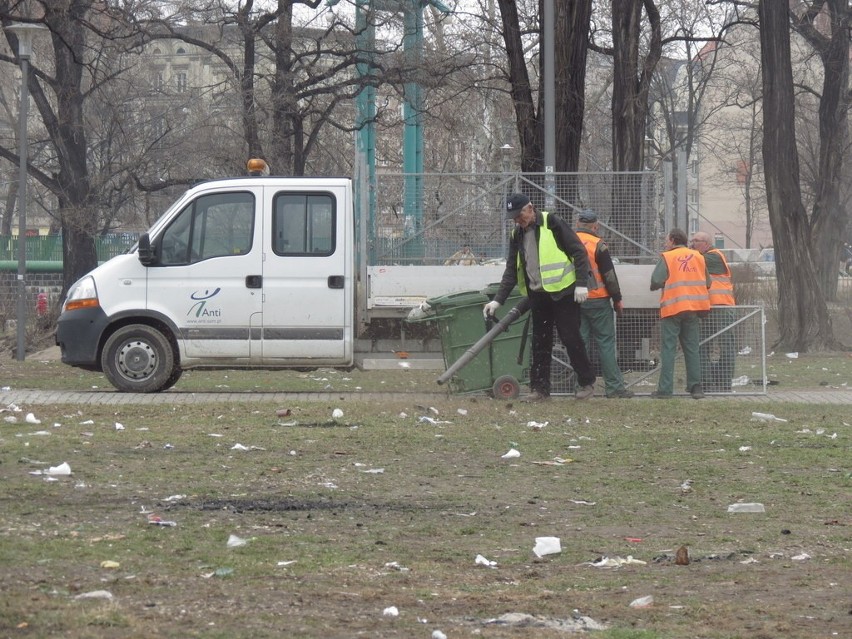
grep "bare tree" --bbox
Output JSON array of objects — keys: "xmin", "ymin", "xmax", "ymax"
[
  {"xmin": 758, "ymin": 0, "xmax": 838, "ymax": 350},
  {"xmin": 790, "ymin": 0, "xmax": 851, "ymax": 301}
]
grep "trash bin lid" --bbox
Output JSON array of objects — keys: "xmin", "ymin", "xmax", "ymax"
[{"xmin": 425, "ymin": 289, "xmax": 489, "ymax": 312}]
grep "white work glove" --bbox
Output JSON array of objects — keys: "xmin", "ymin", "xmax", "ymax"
[
  {"xmin": 483, "ymin": 300, "xmax": 501, "ymax": 319},
  {"xmin": 574, "ymin": 286, "xmax": 589, "ymax": 304}
]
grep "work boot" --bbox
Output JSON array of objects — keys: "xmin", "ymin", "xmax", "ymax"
[
  {"xmin": 606, "ymin": 388, "xmax": 634, "ymax": 399},
  {"xmin": 521, "ymin": 390, "xmax": 550, "ymax": 403},
  {"xmin": 575, "ymin": 385, "xmax": 595, "ymax": 400},
  {"xmin": 690, "ymin": 384, "xmax": 705, "ymax": 400}
]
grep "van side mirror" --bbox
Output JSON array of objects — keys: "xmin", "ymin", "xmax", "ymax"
[{"xmin": 138, "ymin": 233, "xmax": 155, "ymax": 266}]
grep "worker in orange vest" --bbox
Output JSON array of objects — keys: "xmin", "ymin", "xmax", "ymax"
[
  {"xmin": 650, "ymin": 228, "xmax": 711, "ymax": 399},
  {"xmin": 690, "ymin": 231, "xmax": 736, "ymax": 392},
  {"xmin": 575, "ymin": 209, "xmax": 633, "ymax": 398}
]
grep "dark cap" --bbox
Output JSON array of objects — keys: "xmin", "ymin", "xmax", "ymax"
[
  {"xmin": 505, "ymin": 193, "xmax": 530, "ymax": 219},
  {"xmin": 578, "ymin": 209, "xmax": 597, "ymax": 223}
]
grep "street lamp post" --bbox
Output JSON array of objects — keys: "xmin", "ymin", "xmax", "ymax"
[{"xmin": 6, "ymin": 22, "xmax": 46, "ymax": 361}]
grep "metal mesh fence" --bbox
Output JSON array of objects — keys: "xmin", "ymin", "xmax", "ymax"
[
  {"xmin": 548, "ymin": 305, "xmax": 766, "ymax": 396},
  {"xmin": 371, "ymin": 171, "xmax": 660, "ymax": 265}
]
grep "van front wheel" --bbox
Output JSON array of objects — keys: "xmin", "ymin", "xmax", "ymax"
[{"xmin": 102, "ymin": 325, "xmax": 176, "ymax": 393}]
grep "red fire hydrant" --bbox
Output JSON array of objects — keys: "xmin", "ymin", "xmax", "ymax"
[{"xmin": 36, "ymin": 291, "xmax": 48, "ymax": 318}]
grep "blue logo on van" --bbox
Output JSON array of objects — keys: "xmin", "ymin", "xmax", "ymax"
[{"xmin": 188, "ymin": 288, "xmax": 222, "ymax": 318}]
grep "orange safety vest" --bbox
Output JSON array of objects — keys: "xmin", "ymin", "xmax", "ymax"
[
  {"xmin": 706, "ymin": 248, "xmax": 735, "ymax": 306},
  {"xmin": 659, "ymin": 247, "xmax": 710, "ymax": 318},
  {"xmin": 576, "ymin": 231, "xmax": 608, "ymax": 299}
]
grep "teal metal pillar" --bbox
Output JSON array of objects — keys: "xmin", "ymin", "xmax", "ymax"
[
  {"xmin": 355, "ymin": 0, "xmax": 377, "ymax": 264},
  {"xmin": 402, "ymin": 2, "xmax": 424, "ymax": 262}
]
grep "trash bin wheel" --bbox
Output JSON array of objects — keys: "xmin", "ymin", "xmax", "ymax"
[{"xmin": 492, "ymin": 375, "xmax": 521, "ymax": 399}]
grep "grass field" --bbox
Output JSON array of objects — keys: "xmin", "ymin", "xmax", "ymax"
[{"xmin": 0, "ymin": 354, "xmax": 850, "ymax": 638}]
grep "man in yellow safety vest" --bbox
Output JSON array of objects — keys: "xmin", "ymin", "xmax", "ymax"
[{"xmin": 484, "ymin": 193, "xmax": 596, "ymax": 401}]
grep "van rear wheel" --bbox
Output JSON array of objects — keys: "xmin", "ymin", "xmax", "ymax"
[{"xmin": 102, "ymin": 324, "xmax": 176, "ymax": 393}]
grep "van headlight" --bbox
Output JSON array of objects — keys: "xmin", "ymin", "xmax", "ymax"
[{"xmin": 63, "ymin": 276, "xmax": 100, "ymax": 312}]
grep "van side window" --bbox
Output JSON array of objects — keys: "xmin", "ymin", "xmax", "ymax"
[
  {"xmin": 273, "ymin": 193, "xmax": 334, "ymax": 256},
  {"xmin": 160, "ymin": 192, "xmax": 254, "ymax": 265}
]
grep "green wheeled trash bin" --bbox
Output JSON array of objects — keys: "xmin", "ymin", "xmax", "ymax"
[{"xmin": 407, "ymin": 286, "xmax": 530, "ymax": 398}]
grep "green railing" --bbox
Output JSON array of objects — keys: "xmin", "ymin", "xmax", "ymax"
[{"xmin": 0, "ymin": 234, "xmax": 138, "ymax": 263}]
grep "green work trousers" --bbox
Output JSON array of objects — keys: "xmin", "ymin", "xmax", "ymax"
[
  {"xmin": 700, "ymin": 306, "xmax": 737, "ymax": 391},
  {"xmin": 657, "ymin": 311, "xmax": 702, "ymax": 395},
  {"xmin": 580, "ymin": 299, "xmax": 626, "ymax": 396}
]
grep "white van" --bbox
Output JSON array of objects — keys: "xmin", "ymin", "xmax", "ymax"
[{"xmin": 56, "ymin": 162, "xmax": 356, "ymax": 392}]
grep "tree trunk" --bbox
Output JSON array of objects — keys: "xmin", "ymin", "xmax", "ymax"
[
  {"xmin": 497, "ymin": 0, "xmax": 542, "ymax": 172},
  {"xmin": 794, "ymin": 0, "xmax": 851, "ymax": 302},
  {"xmin": 271, "ymin": 0, "xmax": 296, "ymax": 174},
  {"xmin": 44, "ymin": 2, "xmax": 98, "ymax": 294},
  {"xmin": 610, "ymin": 0, "xmax": 661, "ymax": 254},
  {"xmin": 759, "ymin": 0, "xmax": 836, "ymax": 351},
  {"xmin": 555, "ymin": 0, "xmax": 592, "ymax": 173}
]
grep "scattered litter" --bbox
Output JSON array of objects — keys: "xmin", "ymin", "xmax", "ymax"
[
  {"xmin": 163, "ymin": 443, "xmax": 174, "ymax": 449},
  {"xmin": 3, "ymin": 416, "xmax": 16, "ymax": 423},
  {"xmin": 732, "ymin": 375, "xmax": 750, "ymax": 386},
  {"xmin": 25, "ymin": 413, "xmax": 41, "ymax": 424},
  {"xmin": 751, "ymin": 412, "xmax": 787, "ymax": 422},
  {"xmin": 227, "ymin": 534, "xmax": 248, "ymax": 548},
  {"xmin": 457, "ymin": 408, "xmax": 468, "ymax": 416},
  {"xmin": 332, "ymin": 408, "xmax": 344, "ymax": 420},
  {"xmin": 80, "ymin": 419, "xmax": 94, "ymax": 425},
  {"xmin": 475, "ymin": 554, "xmax": 497, "ymax": 567},
  {"xmin": 231, "ymin": 443, "xmax": 249, "ymax": 451},
  {"xmin": 276, "ymin": 408, "xmax": 292, "ymax": 417},
  {"xmin": 428, "ymin": 407, "xmax": 439, "ymax": 415},
  {"xmin": 46, "ymin": 462, "xmax": 71, "ymax": 476},
  {"xmin": 74, "ymin": 590, "xmax": 113, "ymax": 600},
  {"xmin": 740, "ymin": 557, "xmax": 759, "ymax": 564},
  {"xmin": 501, "ymin": 448, "xmax": 520, "ymax": 459},
  {"xmin": 791, "ymin": 552, "xmax": 811, "ymax": 561},
  {"xmin": 162, "ymin": 494, "xmax": 185, "ymax": 502},
  {"xmin": 388, "ymin": 562, "xmax": 410, "ymax": 574},
  {"xmin": 680, "ymin": 479, "xmax": 693, "ymax": 494},
  {"xmin": 417, "ymin": 415, "xmax": 452, "ymax": 425},
  {"xmin": 100, "ymin": 560, "xmax": 120, "ymax": 569},
  {"xmin": 398, "ymin": 412, "xmax": 407, "ymax": 418},
  {"xmin": 147, "ymin": 515, "xmax": 177, "ymax": 526},
  {"xmin": 527, "ymin": 420, "xmax": 548, "ymax": 430},
  {"xmin": 277, "ymin": 560, "xmax": 297, "ymax": 567},
  {"xmin": 114, "ymin": 422, "xmax": 124, "ymax": 431},
  {"xmin": 531, "ymin": 457, "xmax": 572, "ymax": 466},
  {"xmin": 382, "ymin": 606, "xmax": 399, "ymax": 617},
  {"xmin": 569, "ymin": 499, "xmax": 596, "ymax": 505},
  {"xmin": 360, "ymin": 468, "xmax": 385, "ymax": 474},
  {"xmin": 629, "ymin": 595, "xmax": 654, "ymax": 608},
  {"xmin": 484, "ymin": 612, "xmax": 606, "ymax": 632},
  {"xmin": 785, "ymin": 352, "xmax": 799, "ymax": 359},
  {"xmin": 624, "ymin": 537, "xmax": 643, "ymax": 543},
  {"xmin": 738, "ymin": 446, "xmax": 752, "ymax": 452},
  {"xmin": 432, "ymin": 631, "xmax": 447, "ymax": 639},
  {"xmin": 727, "ymin": 502, "xmax": 765, "ymax": 513},
  {"xmin": 738, "ymin": 346, "xmax": 752, "ymax": 355},
  {"xmin": 533, "ymin": 536, "xmax": 561, "ymax": 557},
  {"xmin": 212, "ymin": 567, "xmax": 233, "ymax": 577},
  {"xmin": 589, "ymin": 555, "xmax": 647, "ymax": 568}
]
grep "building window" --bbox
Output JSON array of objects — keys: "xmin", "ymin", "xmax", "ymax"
[
  {"xmin": 154, "ymin": 71, "xmax": 165, "ymax": 91},
  {"xmin": 176, "ymin": 72, "xmax": 187, "ymax": 93}
]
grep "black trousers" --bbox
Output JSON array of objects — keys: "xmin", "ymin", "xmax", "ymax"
[{"xmin": 528, "ymin": 290, "xmax": 595, "ymax": 395}]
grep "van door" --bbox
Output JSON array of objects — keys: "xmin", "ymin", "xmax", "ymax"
[
  {"xmin": 260, "ymin": 185, "xmax": 352, "ymax": 363},
  {"xmin": 146, "ymin": 189, "xmax": 263, "ymax": 361}
]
